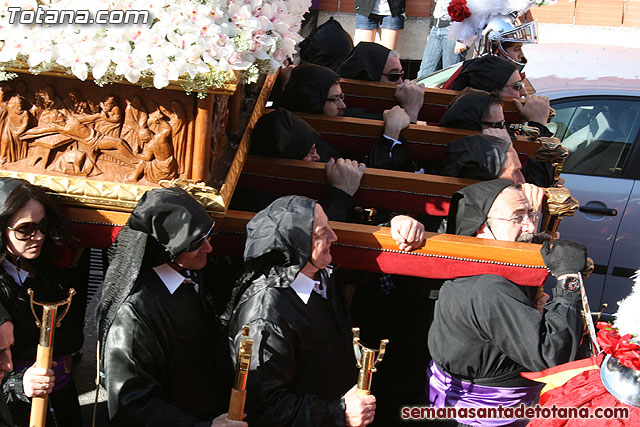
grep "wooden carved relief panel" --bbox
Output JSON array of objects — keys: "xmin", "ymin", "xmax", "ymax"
[{"xmin": 0, "ymin": 73, "xmax": 208, "ymax": 186}]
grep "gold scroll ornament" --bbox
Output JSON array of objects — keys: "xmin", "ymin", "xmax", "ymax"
[
  {"xmin": 534, "ymin": 137, "xmax": 569, "ymax": 186},
  {"xmin": 228, "ymin": 326, "xmax": 253, "ymax": 421},
  {"xmin": 27, "ymin": 288, "xmax": 75, "ymax": 427},
  {"xmin": 540, "ymin": 187, "xmax": 579, "ymax": 236},
  {"xmin": 352, "ymin": 327, "xmax": 388, "ymax": 397}
]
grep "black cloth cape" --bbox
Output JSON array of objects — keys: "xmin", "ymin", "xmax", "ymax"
[
  {"xmin": 439, "ymin": 87, "xmax": 492, "ymax": 131},
  {"xmin": 225, "ymin": 196, "xmax": 356, "ymax": 426},
  {"xmin": 299, "ymin": 17, "xmax": 354, "ymax": 72},
  {"xmin": 450, "ymin": 55, "xmax": 517, "ymax": 92},
  {"xmin": 275, "ymin": 64, "xmax": 339, "ymax": 115},
  {"xmin": 104, "ymin": 265, "xmax": 233, "ymax": 425},
  {"xmin": 337, "ymin": 42, "xmax": 390, "ymax": 82},
  {"xmin": 443, "ymin": 134, "xmax": 510, "ymax": 180}
]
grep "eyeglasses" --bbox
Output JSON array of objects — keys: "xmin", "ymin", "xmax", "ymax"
[
  {"xmin": 325, "ymin": 93, "xmax": 345, "ymax": 104},
  {"xmin": 481, "ymin": 120, "xmax": 507, "ymax": 129},
  {"xmin": 186, "ymin": 222, "xmax": 214, "ymax": 252},
  {"xmin": 6, "ymin": 219, "xmax": 48, "ymax": 241},
  {"xmin": 382, "ymin": 71, "xmax": 404, "ymax": 83},
  {"xmin": 488, "ymin": 211, "xmax": 538, "ymax": 225},
  {"xmin": 509, "ymin": 80, "xmax": 525, "ymax": 91}
]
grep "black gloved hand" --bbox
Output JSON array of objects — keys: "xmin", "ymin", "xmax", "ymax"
[{"xmin": 540, "ymin": 239, "xmax": 588, "ymax": 277}]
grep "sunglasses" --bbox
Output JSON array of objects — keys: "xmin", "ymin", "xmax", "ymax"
[
  {"xmin": 510, "ymin": 80, "xmax": 525, "ymax": 91},
  {"xmin": 7, "ymin": 219, "xmax": 48, "ymax": 241},
  {"xmin": 325, "ymin": 93, "xmax": 345, "ymax": 104},
  {"xmin": 186, "ymin": 222, "xmax": 214, "ymax": 252},
  {"xmin": 382, "ymin": 71, "xmax": 404, "ymax": 83},
  {"xmin": 481, "ymin": 120, "xmax": 507, "ymax": 129}
]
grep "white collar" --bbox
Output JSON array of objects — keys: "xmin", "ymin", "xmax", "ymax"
[
  {"xmin": 290, "ymin": 272, "xmax": 326, "ymax": 304},
  {"xmin": 152, "ymin": 263, "xmax": 196, "ymax": 295},
  {"xmin": 2, "ymin": 259, "xmax": 30, "ymax": 286}
]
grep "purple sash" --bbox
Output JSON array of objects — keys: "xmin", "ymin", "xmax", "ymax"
[
  {"xmin": 14, "ymin": 355, "xmax": 72, "ymax": 393},
  {"xmin": 427, "ymin": 360, "xmax": 543, "ymax": 427}
]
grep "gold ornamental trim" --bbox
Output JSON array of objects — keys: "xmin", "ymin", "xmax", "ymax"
[{"xmin": 0, "ymin": 170, "xmax": 225, "ymax": 217}]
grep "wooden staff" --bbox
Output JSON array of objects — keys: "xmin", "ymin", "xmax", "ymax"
[
  {"xmin": 27, "ymin": 288, "xmax": 75, "ymax": 427},
  {"xmin": 352, "ymin": 327, "xmax": 388, "ymax": 396},
  {"xmin": 228, "ymin": 326, "xmax": 253, "ymax": 421}
]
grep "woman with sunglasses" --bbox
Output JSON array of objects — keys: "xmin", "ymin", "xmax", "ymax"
[
  {"xmin": 0, "ymin": 177, "xmax": 85, "ymax": 426},
  {"xmin": 338, "ymin": 42, "xmax": 425, "ymax": 123}
]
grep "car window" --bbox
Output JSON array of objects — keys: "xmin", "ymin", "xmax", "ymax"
[{"xmin": 548, "ymin": 99, "xmax": 640, "ymax": 178}]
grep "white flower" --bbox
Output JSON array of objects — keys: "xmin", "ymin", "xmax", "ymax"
[
  {"xmin": 614, "ymin": 271, "xmax": 640, "ymax": 344},
  {"xmin": 0, "ymin": 0, "xmax": 311, "ymax": 91}
]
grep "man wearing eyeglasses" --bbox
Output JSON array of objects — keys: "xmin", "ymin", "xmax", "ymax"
[
  {"xmin": 97, "ymin": 187, "xmax": 247, "ymax": 427},
  {"xmin": 425, "ymin": 179, "xmax": 587, "ymax": 426}
]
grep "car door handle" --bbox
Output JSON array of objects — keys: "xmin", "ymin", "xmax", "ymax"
[{"xmin": 579, "ymin": 206, "xmax": 617, "ymax": 216}]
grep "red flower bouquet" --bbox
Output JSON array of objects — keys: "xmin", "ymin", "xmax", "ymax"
[
  {"xmin": 596, "ymin": 322, "xmax": 640, "ymax": 371},
  {"xmin": 448, "ymin": 0, "xmax": 472, "ymax": 22}
]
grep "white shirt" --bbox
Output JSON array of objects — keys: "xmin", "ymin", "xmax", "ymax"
[
  {"xmin": 433, "ymin": 0, "xmax": 452, "ymax": 21},
  {"xmin": 382, "ymin": 134, "xmax": 403, "ymax": 158},
  {"xmin": 290, "ymin": 272, "xmax": 327, "ymax": 304},
  {"xmin": 2, "ymin": 259, "xmax": 29, "ymax": 286},
  {"xmin": 371, "ymin": 0, "xmax": 391, "ymax": 16},
  {"xmin": 153, "ymin": 263, "xmax": 199, "ymax": 294}
]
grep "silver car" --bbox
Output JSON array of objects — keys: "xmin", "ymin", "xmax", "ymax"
[{"xmin": 525, "ymin": 44, "xmax": 640, "ymax": 316}]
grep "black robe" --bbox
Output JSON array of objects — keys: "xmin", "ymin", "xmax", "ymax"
[
  {"xmin": 228, "ymin": 266, "xmax": 356, "ymax": 426},
  {"xmin": 428, "ymin": 274, "xmax": 583, "ymax": 387},
  {"xmin": 104, "ymin": 267, "xmax": 232, "ymax": 426},
  {"xmin": 225, "ymin": 196, "xmax": 357, "ymax": 427}
]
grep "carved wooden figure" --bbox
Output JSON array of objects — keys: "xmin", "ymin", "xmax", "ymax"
[{"xmin": 0, "ymin": 74, "xmax": 203, "ymax": 185}]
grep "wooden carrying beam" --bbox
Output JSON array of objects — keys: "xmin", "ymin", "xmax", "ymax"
[
  {"xmin": 293, "ymin": 112, "xmax": 541, "ymax": 162},
  {"xmin": 339, "ymin": 78, "xmax": 524, "ymax": 125},
  {"xmin": 238, "ymin": 156, "xmax": 476, "ymax": 216},
  {"xmin": 217, "ymin": 210, "xmax": 549, "ymax": 287},
  {"xmin": 61, "ymin": 207, "xmax": 549, "ymax": 288}
]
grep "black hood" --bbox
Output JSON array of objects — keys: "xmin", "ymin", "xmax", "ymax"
[
  {"xmin": 128, "ymin": 187, "xmax": 214, "ymax": 261},
  {"xmin": 444, "ymin": 135, "xmax": 510, "ymax": 180},
  {"xmin": 244, "ymin": 195, "xmax": 316, "ymax": 283},
  {"xmin": 299, "ymin": 17, "xmax": 354, "ymax": 72},
  {"xmin": 275, "ymin": 64, "xmax": 339, "ymax": 114},
  {"xmin": 451, "ymin": 55, "xmax": 517, "ymax": 93},
  {"xmin": 250, "ymin": 108, "xmax": 319, "ymax": 160},
  {"xmin": 337, "ymin": 42, "xmax": 390, "ymax": 82},
  {"xmin": 446, "ymin": 179, "xmax": 512, "ymax": 236},
  {"xmin": 220, "ymin": 196, "xmax": 318, "ymax": 325},
  {"xmin": 439, "ymin": 88, "xmax": 492, "ymax": 131}
]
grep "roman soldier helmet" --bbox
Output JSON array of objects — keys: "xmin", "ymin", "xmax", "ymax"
[{"xmin": 479, "ymin": 13, "xmax": 538, "ymax": 68}]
